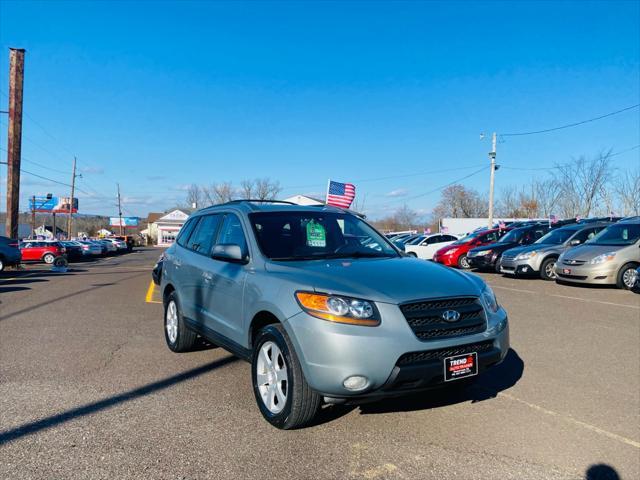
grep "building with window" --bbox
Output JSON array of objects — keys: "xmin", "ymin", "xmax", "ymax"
[{"xmin": 149, "ymin": 209, "xmax": 190, "ymax": 246}]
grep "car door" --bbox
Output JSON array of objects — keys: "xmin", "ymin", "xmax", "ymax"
[
  {"xmin": 200, "ymin": 212, "xmax": 250, "ymax": 345},
  {"xmin": 177, "ymin": 214, "xmax": 223, "ymax": 324},
  {"xmin": 21, "ymin": 241, "xmax": 38, "ymax": 261},
  {"xmin": 422, "ymin": 235, "xmax": 444, "ymax": 259}
]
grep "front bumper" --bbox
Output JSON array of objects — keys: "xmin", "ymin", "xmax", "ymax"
[
  {"xmin": 467, "ymin": 254, "xmax": 497, "ymax": 270},
  {"xmin": 554, "ymin": 262, "xmax": 617, "ymax": 285},
  {"xmin": 433, "ymin": 253, "xmax": 458, "ymax": 267},
  {"xmin": 285, "ymin": 303, "xmax": 510, "ymax": 399},
  {"xmin": 500, "ymin": 257, "xmax": 540, "ymax": 276}
]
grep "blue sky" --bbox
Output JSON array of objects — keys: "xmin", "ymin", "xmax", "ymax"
[{"xmin": 1, "ymin": 0, "xmax": 638, "ymax": 219}]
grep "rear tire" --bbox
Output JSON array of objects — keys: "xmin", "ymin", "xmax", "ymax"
[
  {"xmin": 617, "ymin": 263, "xmax": 639, "ymax": 290},
  {"xmin": 164, "ymin": 292, "xmax": 197, "ymax": 352},
  {"xmin": 407, "ymin": 252, "xmax": 417, "ymax": 258},
  {"xmin": 540, "ymin": 257, "xmax": 557, "ymax": 281},
  {"xmin": 457, "ymin": 255, "xmax": 470, "ymax": 269},
  {"xmin": 252, "ymin": 324, "xmax": 321, "ymax": 429},
  {"xmin": 494, "ymin": 256, "xmax": 502, "ymax": 273}
]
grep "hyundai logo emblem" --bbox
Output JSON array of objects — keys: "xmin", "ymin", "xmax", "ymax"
[{"xmin": 441, "ymin": 310, "xmax": 461, "ymax": 322}]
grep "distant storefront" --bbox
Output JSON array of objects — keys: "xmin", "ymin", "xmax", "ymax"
[{"xmin": 151, "ymin": 209, "xmax": 190, "ymax": 247}]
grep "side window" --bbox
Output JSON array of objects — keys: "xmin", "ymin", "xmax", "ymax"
[
  {"xmin": 484, "ymin": 232, "xmax": 498, "ymax": 242},
  {"xmin": 444, "ymin": 235, "xmax": 457, "ymax": 242},
  {"xmin": 217, "ymin": 214, "xmax": 248, "ymax": 254},
  {"xmin": 573, "ymin": 228, "xmax": 596, "ymax": 244},
  {"xmin": 176, "ymin": 217, "xmax": 198, "ymax": 247},
  {"xmin": 186, "ymin": 215, "xmax": 222, "ymax": 255},
  {"xmin": 533, "ymin": 229, "xmax": 546, "ymax": 240},
  {"xmin": 427, "ymin": 235, "xmax": 442, "ymax": 244}
]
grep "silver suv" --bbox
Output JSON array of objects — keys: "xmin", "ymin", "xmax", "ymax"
[
  {"xmin": 500, "ymin": 223, "xmax": 610, "ymax": 280},
  {"xmin": 160, "ymin": 201, "xmax": 510, "ymax": 429}
]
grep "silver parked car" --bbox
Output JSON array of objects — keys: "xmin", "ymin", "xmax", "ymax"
[
  {"xmin": 555, "ymin": 219, "xmax": 640, "ymax": 289},
  {"xmin": 160, "ymin": 201, "xmax": 510, "ymax": 429},
  {"xmin": 500, "ymin": 223, "xmax": 610, "ymax": 280}
]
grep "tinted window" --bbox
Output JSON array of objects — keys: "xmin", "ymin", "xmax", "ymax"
[
  {"xmin": 177, "ymin": 217, "xmax": 198, "ymax": 247},
  {"xmin": 572, "ymin": 228, "xmax": 597, "ymax": 244},
  {"xmin": 484, "ymin": 231, "xmax": 499, "ymax": 243},
  {"xmin": 186, "ymin": 215, "xmax": 222, "ymax": 255},
  {"xmin": 443, "ymin": 235, "xmax": 457, "ymax": 242},
  {"xmin": 217, "ymin": 214, "xmax": 248, "ymax": 254},
  {"xmin": 427, "ymin": 235, "xmax": 442, "ymax": 244}
]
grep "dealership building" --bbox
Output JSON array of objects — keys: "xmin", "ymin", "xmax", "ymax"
[{"xmin": 144, "ymin": 209, "xmax": 190, "ymax": 247}]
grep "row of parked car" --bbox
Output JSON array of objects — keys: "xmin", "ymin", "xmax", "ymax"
[
  {"xmin": 0, "ymin": 236, "xmax": 132, "ymax": 271},
  {"xmin": 387, "ymin": 216, "xmax": 640, "ymax": 291}
]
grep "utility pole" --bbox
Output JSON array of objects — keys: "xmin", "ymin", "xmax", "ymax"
[
  {"xmin": 5, "ymin": 48, "xmax": 25, "ymax": 239},
  {"xmin": 66, "ymin": 157, "xmax": 77, "ymax": 239},
  {"xmin": 117, "ymin": 183, "xmax": 123, "ymax": 236},
  {"xmin": 31, "ymin": 194, "xmax": 36, "ymax": 238},
  {"xmin": 487, "ymin": 132, "xmax": 497, "ymax": 229}
]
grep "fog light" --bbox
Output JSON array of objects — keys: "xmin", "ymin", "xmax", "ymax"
[{"xmin": 343, "ymin": 375, "xmax": 368, "ymax": 391}]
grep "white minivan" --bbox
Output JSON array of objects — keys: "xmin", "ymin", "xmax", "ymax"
[{"xmin": 405, "ymin": 233, "xmax": 459, "ymax": 260}]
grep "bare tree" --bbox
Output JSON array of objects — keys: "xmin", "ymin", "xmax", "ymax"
[
  {"xmin": 533, "ymin": 179, "xmax": 562, "ymax": 217},
  {"xmin": 373, "ymin": 204, "xmax": 423, "ymax": 231},
  {"xmin": 432, "ymin": 185, "xmax": 488, "ymax": 219},
  {"xmin": 205, "ymin": 182, "xmax": 235, "ymax": 204},
  {"xmin": 615, "ymin": 168, "xmax": 640, "ymax": 216},
  {"xmin": 555, "ymin": 151, "xmax": 613, "ymax": 217},
  {"xmin": 254, "ymin": 178, "xmax": 281, "ymax": 200},
  {"xmin": 239, "ymin": 179, "xmax": 255, "ymax": 199},
  {"xmin": 185, "ymin": 184, "xmax": 203, "ymax": 209}
]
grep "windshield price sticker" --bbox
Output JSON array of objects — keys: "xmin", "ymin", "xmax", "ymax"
[
  {"xmin": 306, "ymin": 220, "xmax": 327, "ymax": 247},
  {"xmin": 444, "ymin": 352, "xmax": 478, "ymax": 381}
]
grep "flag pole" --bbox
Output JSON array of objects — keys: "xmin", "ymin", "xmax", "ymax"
[{"xmin": 325, "ymin": 179, "xmax": 330, "ymax": 205}]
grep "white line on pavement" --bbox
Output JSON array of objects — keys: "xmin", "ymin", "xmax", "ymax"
[
  {"xmin": 490, "ymin": 285, "xmax": 536, "ymax": 294},
  {"xmin": 496, "ymin": 391, "xmax": 640, "ymax": 449}
]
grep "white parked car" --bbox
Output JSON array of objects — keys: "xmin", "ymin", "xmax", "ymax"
[{"xmin": 404, "ymin": 233, "xmax": 459, "ymax": 260}]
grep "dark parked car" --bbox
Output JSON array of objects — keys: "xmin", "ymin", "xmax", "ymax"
[
  {"xmin": 467, "ymin": 224, "xmax": 550, "ymax": 272},
  {"xmin": 60, "ymin": 241, "xmax": 84, "ymax": 260},
  {"xmin": 0, "ymin": 235, "xmax": 22, "ymax": 272}
]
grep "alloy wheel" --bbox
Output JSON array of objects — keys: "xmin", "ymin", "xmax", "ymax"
[
  {"xmin": 256, "ymin": 341, "xmax": 288, "ymax": 414},
  {"xmin": 622, "ymin": 268, "xmax": 636, "ymax": 289},
  {"xmin": 545, "ymin": 261, "xmax": 557, "ymax": 279},
  {"xmin": 165, "ymin": 300, "xmax": 178, "ymax": 344},
  {"xmin": 459, "ymin": 256, "xmax": 470, "ymax": 269}
]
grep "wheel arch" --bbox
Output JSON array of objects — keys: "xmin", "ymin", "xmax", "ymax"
[
  {"xmin": 162, "ymin": 283, "xmax": 175, "ymax": 305},
  {"xmin": 249, "ymin": 310, "xmax": 281, "ymax": 348}
]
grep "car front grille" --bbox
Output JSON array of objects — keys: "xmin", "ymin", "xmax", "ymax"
[
  {"xmin": 502, "ymin": 252, "xmax": 517, "ymax": 261},
  {"xmin": 561, "ymin": 259, "xmax": 586, "ymax": 266},
  {"xmin": 399, "ymin": 297, "xmax": 487, "ymax": 341},
  {"xmin": 397, "ymin": 340, "xmax": 495, "ymax": 366},
  {"xmin": 557, "ymin": 273, "xmax": 588, "ymax": 280}
]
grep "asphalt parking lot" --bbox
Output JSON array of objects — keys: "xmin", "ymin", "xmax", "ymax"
[{"xmin": 0, "ymin": 248, "xmax": 638, "ymax": 480}]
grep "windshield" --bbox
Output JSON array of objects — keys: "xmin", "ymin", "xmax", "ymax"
[
  {"xmin": 535, "ymin": 228, "xmax": 575, "ymax": 245},
  {"xmin": 250, "ymin": 211, "xmax": 399, "ymax": 260},
  {"xmin": 586, "ymin": 223, "xmax": 640, "ymax": 246},
  {"xmin": 497, "ymin": 229, "xmax": 525, "ymax": 244},
  {"xmin": 452, "ymin": 231, "xmax": 482, "ymax": 245}
]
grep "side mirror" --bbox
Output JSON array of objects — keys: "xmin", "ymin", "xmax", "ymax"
[
  {"xmin": 570, "ymin": 239, "xmax": 581, "ymax": 246},
  {"xmin": 212, "ymin": 244, "xmax": 247, "ymax": 264}
]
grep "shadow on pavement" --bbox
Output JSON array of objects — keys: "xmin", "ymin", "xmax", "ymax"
[
  {"xmin": 585, "ymin": 464, "xmax": 620, "ymax": 480},
  {"xmin": 0, "ymin": 286, "xmax": 32, "ymax": 294},
  {"xmin": 0, "ymin": 271, "xmax": 148, "ymax": 322},
  {"xmin": 0, "ymin": 355, "xmax": 239, "ymax": 445}
]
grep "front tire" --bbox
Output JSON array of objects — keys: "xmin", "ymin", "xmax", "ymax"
[
  {"xmin": 164, "ymin": 292, "xmax": 197, "ymax": 352},
  {"xmin": 617, "ymin": 264, "xmax": 639, "ymax": 290},
  {"xmin": 43, "ymin": 253, "xmax": 55, "ymax": 264},
  {"xmin": 540, "ymin": 257, "xmax": 557, "ymax": 281},
  {"xmin": 458, "ymin": 255, "xmax": 470, "ymax": 269},
  {"xmin": 252, "ymin": 324, "xmax": 320, "ymax": 429}
]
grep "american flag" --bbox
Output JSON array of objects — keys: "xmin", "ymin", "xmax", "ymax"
[
  {"xmin": 550, "ymin": 214, "xmax": 558, "ymax": 224},
  {"xmin": 326, "ymin": 180, "xmax": 356, "ymax": 208}
]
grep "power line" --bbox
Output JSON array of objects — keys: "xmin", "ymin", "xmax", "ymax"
[
  {"xmin": 501, "ymin": 104, "xmax": 639, "ymax": 137},
  {"xmin": 500, "ymin": 144, "xmax": 640, "ymax": 171},
  {"xmin": 0, "ymin": 146, "xmax": 70, "ymax": 175}
]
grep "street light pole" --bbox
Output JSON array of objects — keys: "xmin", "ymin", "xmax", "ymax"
[{"xmin": 487, "ymin": 132, "xmax": 497, "ymax": 229}]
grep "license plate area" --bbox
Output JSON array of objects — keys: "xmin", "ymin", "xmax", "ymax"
[
  {"xmin": 563, "ymin": 268, "xmax": 571, "ymax": 274},
  {"xmin": 444, "ymin": 352, "xmax": 478, "ymax": 381}
]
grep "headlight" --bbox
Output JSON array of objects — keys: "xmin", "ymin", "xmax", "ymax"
[
  {"xmin": 589, "ymin": 252, "xmax": 616, "ymax": 264},
  {"xmin": 476, "ymin": 249, "xmax": 493, "ymax": 257},
  {"xmin": 444, "ymin": 248, "xmax": 458, "ymax": 255},
  {"xmin": 295, "ymin": 292, "xmax": 380, "ymax": 326},
  {"xmin": 481, "ymin": 285, "xmax": 499, "ymax": 314},
  {"xmin": 516, "ymin": 251, "xmax": 537, "ymax": 260}
]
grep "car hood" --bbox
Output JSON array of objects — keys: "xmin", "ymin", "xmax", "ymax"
[
  {"xmin": 264, "ymin": 257, "xmax": 484, "ymax": 304},
  {"xmin": 561, "ymin": 244, "xmax": 628, "ymax": 261},
  {"xmin": 436, "ymin": 243, "xmax": 465, "ymax": 254},
  {"xmin": 503, "ymin": 243, "xmax": 559, "ymax": 256}
]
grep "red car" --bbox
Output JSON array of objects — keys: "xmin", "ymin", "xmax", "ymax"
[
  {"xmin": 19, "ymin": 240, "xmax": 66, "ymax": 264},
  {"xmin": 433, "ymin": 228, "xmax": 510, "ymax": 269}
]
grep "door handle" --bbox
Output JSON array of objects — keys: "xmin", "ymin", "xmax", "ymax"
[
  {"xmin": 174, "ymin": 259, "xmax": 182, "ymax": 268},
  {"xmin": 202, "ymin": 272, "xmax": 213, "ymax": 282}
]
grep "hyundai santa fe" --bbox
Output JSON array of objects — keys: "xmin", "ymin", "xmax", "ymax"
[{"xmin": 160, "ymin": 201, "xmax": 510, "ymax": 429}]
